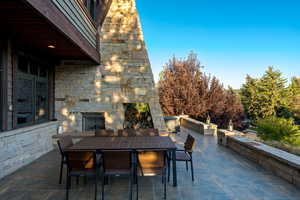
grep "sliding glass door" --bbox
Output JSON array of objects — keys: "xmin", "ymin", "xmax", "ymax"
[
  {"xmin": 0, "ymin": 48, "xmax": 3, "ymax": 131},
  {"xmin": 15, "ymin": 55, "xmax": 49, "ymax": 128}
]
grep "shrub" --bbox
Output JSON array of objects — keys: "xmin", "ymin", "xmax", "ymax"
[{"xmin": 256, "ymin": 117, "xmax": 300, "ymax": 145}]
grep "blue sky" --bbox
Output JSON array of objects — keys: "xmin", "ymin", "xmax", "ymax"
[{"xmin": 136, "ymin": 0, "xmax": 300, "ymax": 89}]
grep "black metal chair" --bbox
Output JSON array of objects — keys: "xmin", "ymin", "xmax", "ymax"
[
  {"xmin": 57, "ymin": 136, "xmax": 94, "ymax": 184},
  {"xmin": 101, "ymin": 150, "xmax": 135, "ymax": 200},
  {"xmin": 137, "ymin": 150, "xmax": 168, "ymax": 200},
  {"xmin": 57, "ymin": 136, "xmax": 73, "ymax": 184},
  {"xmin": 168, "ymin": 134, "xmax": 196, "ymax": 181},
  {"xmin": 136, "ymin": 128, "xmax": 159, "ymax": 136},
  {"xmin": 64, "ymin": 150, "xmax": 99, "ymax": 200},
  {"xmin": 95, "ymin": 129, "xmax": 115, "ymax": 137},
  {"xmin": 118, "ymin": 129, "xmax": 159, "ymax": 137}
]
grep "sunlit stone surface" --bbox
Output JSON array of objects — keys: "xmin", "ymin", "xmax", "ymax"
[{"xmin": 54, "ymin": 0, "xmax": 166, "ymax": 133}]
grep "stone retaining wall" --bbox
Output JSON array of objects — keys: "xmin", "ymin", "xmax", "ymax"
[
  {"xmin": 180, "ymin": 117, "xmax": 217, "ymax": 135},
  {"xmin": 217, "ymin": 130, "xmax": 300, "ymax": 188},
  {"xmin": 0, "ymin": 122, "xmax": 58, "ymax": 179}
]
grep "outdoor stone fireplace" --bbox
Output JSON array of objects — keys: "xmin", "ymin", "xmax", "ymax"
[
  {"xmin": 54, "ymin": 0, "xmax": 166, "ymax": 133},
  {"xmin": 82, "ymin": 112, "xmax": 105, "ymax": 132}
]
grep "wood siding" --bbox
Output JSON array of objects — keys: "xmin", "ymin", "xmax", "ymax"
[{"xmin": 51, "ymin": 0, "xmax": 97, "ymax": 49}]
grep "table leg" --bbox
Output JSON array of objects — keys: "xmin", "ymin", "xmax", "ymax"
[{"xmin": 172, "ymin": 149, "xmax": 177, "ymax": 187}]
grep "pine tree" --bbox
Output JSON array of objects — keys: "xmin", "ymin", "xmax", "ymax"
[
  {"xmin": 241, "ymin": 67, "xmax": 290, "ymax": 121},
  {"xmin": 289, "ymin": 77, "xmax": 300, "ymax": 124}
]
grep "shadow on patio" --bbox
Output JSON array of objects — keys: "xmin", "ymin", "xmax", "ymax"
[{"xmin": 0, "ymin": 127, "xmax": 300, "ymax": 200}]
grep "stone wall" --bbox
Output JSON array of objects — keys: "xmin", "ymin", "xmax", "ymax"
[
  {"xmin": 180, "ymin": 117, "xmax": 218, "ymax": 135},
  {"xmin": 55, "ymin": 0, "xmax": 166, "ymax": 132},
  {"xmin": 0, "ymin": 122, "xmax": 58, "ymax": 179},
  {"xmin": 217, "ymin": 130, "xmax": 300, "ymax": 188}
]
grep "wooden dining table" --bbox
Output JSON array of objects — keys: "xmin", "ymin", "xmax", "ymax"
[{"xmin": 66, "ymin": 136, "xmax": 178, "ymax": 186}]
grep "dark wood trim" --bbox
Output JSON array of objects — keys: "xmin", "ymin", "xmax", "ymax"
[
  {"xmin": 48, "ymin": 66, "xmax": 55, "ymax": 120},
  {"xmin": 97, "ymin": 0, "xmax": 113, "ymax": 27},
  {"xmin": 12, "ymin": 53, "xmax": 17, "ymax": 129},
  {"xmin": 24, "ymin": 0, "xmax": 100, "ymax": 64},
  {"xmin": 0, "ymin": 40, "xmax": 8, "ymax": 131}
]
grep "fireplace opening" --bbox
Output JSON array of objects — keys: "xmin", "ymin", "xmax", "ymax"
[
  {"xmin": 123, "ymin": 103, "xmax": 154, "ymax": 129},
  {"xmin": 82, "ymin": 112, "xmax": 105, "ymax": 132}
]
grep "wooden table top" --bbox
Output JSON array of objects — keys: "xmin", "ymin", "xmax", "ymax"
[{"xmin": 67, "ymin": 136, "xmax": 177, "ymax": 151}]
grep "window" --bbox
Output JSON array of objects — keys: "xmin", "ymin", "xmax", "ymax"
[
  {"xmin": 0, "ymin": 49, "xmax": 3, "ymax": 131},
  {"xmin": 15, "ymin": 56, "xmax": 49, "ymax": 128},
  {"xmin": 80, "ymin": 0, "xmax": 99, "ymax": 21}
]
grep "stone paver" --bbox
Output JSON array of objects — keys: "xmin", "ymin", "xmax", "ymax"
[{"xmin": 1, "ymin": 127, "xmax": 300, "ymax": 200}]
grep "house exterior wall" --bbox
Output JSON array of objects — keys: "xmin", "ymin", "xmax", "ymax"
[
  {"xmin": 0, "ymin": 121, "xmax": 58, "ymax": 180},
  {"xmin": 55, "ymin": 0, "xmax": 166, "ymax": 132}
]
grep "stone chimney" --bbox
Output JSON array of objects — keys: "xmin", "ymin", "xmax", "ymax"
[{"xmin": 55, "ymin": 0, "xmax": 166, "ymax": 132}]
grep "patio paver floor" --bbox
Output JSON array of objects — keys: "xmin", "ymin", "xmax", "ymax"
[{"xmin": 0, "ymin": 127, "xmax": 300, "ymax": 200}]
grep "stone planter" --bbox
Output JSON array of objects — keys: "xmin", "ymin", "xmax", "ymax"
[{"xmin": 164, "ymin": 116, "xmax": 180, "ymax": 133}]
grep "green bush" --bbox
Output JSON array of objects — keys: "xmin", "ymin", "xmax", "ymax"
[{"xmin": 256, "ymin": 117, "xmax": 300, "ymax": 145}]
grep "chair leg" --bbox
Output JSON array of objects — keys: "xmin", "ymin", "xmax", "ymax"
[
  {"xmin": 102, "ymin": 175, "xmax": 105, "ymax": 200},
  {"xmin": 163, "ymin": 168, "xmax": 167, "ymax": 200},
  {"xmin": 66, "ymin": 171, "xmax": 70, "ymax": 200},
  {"xmin": 129, "ymin": 173, "xmax": 133, "ymax": 200},
  {"xmin": 95, "ymin": 173, "xmax": 98, "ymax": 200},
  {"xmin": 167, "ymin": 158, "xmax": 170, "ymax": 182},
  {"xmin": 185, "ymin": 161, "xmax": 188, "ymax": 171},
  {"xmin": 136, "ymin": 175, "xmax": 138, "ymax": 200},
  {"xmin": 59, "ymin": 160, "xmax": 64, "ymax": 184},
  {"xmin": 84, "ymin": 176, "xmax": 87, "ymax": 185},
  {"xmin": 190, "ymin": 159, "xmax": 194, "ymax": 182}
]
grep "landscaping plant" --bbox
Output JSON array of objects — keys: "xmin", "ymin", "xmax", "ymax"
[{"xmin": 256, "ymin": 116, "xmax": 300, "ymax": 146}]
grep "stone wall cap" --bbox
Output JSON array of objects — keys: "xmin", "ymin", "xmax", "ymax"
[
  {"xmin": 231, "ymin": 136, "xmax": 300, "ymax": 169},
  {"xmin": 183, "ymin": 117, "xmax": 217, "ymax": 126},
  {"xmin": 218, "ymin": 129, "xmax": 244, "ymax": 136},
  {"xmin": 0, "ymin": 121, "xmax": 59, "ymax": 138},
  {"xmin": 53, "ymin": 132, "xmax": 95, "ymax": 139}
]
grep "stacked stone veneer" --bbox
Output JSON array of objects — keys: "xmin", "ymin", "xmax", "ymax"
[
  {"xmin": 55, "ymin": 0, "xmax": 166, "ymax": 132},
  {"xmin": 0, "ymin": 122, "xmax": 58, "ymax": 179}
]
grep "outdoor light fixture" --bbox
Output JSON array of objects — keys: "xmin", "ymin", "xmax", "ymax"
[{"xmin": 48, "ymin": 45, "xmax": 56, "ymax": 49}]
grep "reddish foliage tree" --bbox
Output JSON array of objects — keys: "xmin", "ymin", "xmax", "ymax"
[{"xmin": 158, "ymin": 53, "xmax": 245, "ymax": 129}]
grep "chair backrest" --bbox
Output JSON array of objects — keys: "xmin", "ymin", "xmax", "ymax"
[
  {"xmin": 65, "ymin": 151, "xmax": 95, "ymax": 170},
  {"xmin": 57, "ymin": 135, "xmax": 74, "ymax": 156},
  {"xmin": 117, "ymin": 129, "xmax": 136, "ymax": 137},
  {"xmin": 184, "ymin": 134, "xmax": 196, "ymax": 153},
  {"xmin": 136, "ymin": 128, "xmax": 159, "ymax": 136},
  {"xmin": 95, "ymin": 129, "xmax": 115, "ymax": 137},
  {"xmin": 138, "ymin": 151, "xmax": 165, "ymax": 169},
  {"xmin": 102, "ymin": 151, "xmax": 132, "ymax": 172}
]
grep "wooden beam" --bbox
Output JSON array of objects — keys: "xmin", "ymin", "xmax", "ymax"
[
  {"xmin": 24, "ymin": 0, "xmax": 100, "ymax": 64},
  {"xmin": 96, "ymin": 0, "xmax": 113, "ymax": 27},
  {"xmin": 0, "ymin": 40, "xmax": 8, "ymax": 131}
]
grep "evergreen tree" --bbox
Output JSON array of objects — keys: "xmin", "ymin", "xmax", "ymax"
[
  {"xmin": 240, "ymin": 75, "xmax": 262, "ymax": 120},
  {"xmin": 289, "ymin": 77, "xmax": 300, "ymax": 124},
  {"xmin": 241, "ymin": 67, "xmax": 290, "ymax": 121}
]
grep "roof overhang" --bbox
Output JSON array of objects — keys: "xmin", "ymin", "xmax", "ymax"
[{"xmin": 0, "ymin": 0, "xmax": 101, "ymax": 64}]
